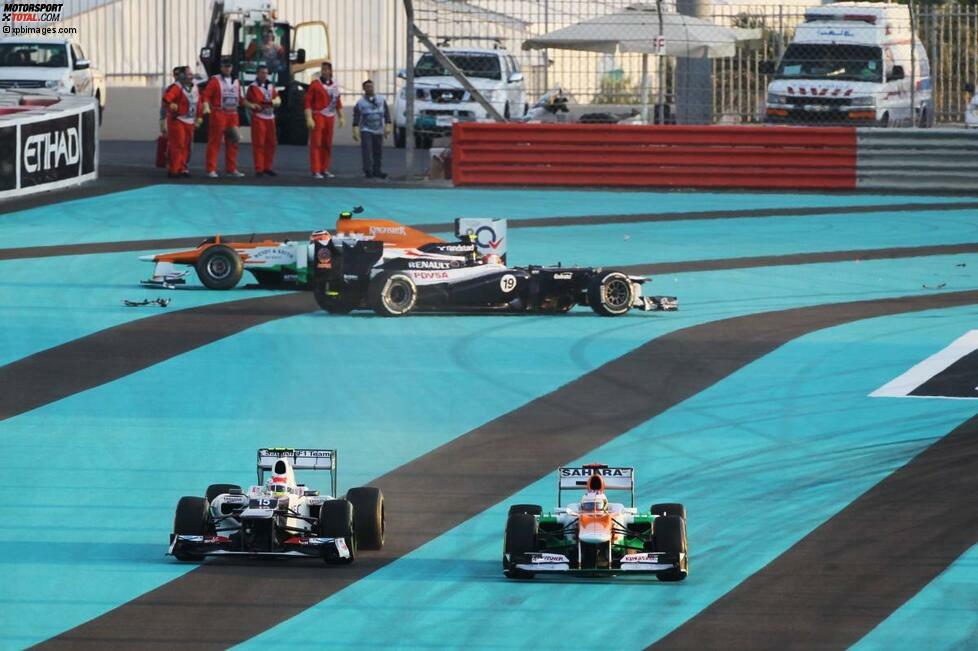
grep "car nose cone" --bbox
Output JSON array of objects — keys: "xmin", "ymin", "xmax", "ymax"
[{"xmin": 579, "ymin": 522, "xmax": 611, "ymax": 544}]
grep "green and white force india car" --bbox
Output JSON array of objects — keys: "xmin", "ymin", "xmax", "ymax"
[{"xmin": 503, "ymin": 464, "xmax": 688, "ymax": 581}]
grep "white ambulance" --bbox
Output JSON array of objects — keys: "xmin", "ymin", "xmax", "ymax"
[{"xmin": 764, "ymin": 3, "xmax": 933, "ymax": 127}]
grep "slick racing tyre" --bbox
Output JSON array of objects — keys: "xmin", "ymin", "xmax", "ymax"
[
  {"xmin": 653, "ymin": 514, "xmax": 688, "ymax": 582},
  {"xmin": 650, "ymin": 503, "xmax": 687, "ymax": 520},
  {"xmin": 313, "ymin": 277, "xmax": 355, "ymax": 314},
  {"xmin": 196, "ymin": 245, "xmax": 244, "ymax": 290},
  {"xmin": 205, "ymin": 484, "xmax": 241, "ymax": 504},
  {"xmin": 587, "ymin": 271, "xmax": 634, "ymax": 316},
  {"xmin": 346, "ymin": 487, "xmax": 385, "ymax": 550},
  {"xmin": 369, "ymin": 271, "xmax": 418, "ymax": 317},
  {"xmin": 319, "ymin": 499, "xmax": 356, "ymax": 564},
  {"xmin": 173, "ymin": 496, "xmax": 208, "ymax": 562},
  {"xmin": 507, "ymin": 504, "xmax": 542, "ymax": 516},
  {"xmin": 503, "ymin": 513, "xmax": 538, "ymax": 579}
]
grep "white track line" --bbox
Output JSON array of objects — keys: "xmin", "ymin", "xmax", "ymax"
[{"xmin": 871, "ymin": 330, "xmax": 978, "ymax": 398}]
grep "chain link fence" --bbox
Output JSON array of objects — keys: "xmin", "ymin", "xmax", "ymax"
[
  {"xmin": 711, "ymin": 3, "xmax": 978, "ymax": 125},
  {"xmin": 47, "ymin": 0, "xmax": 978, "ymax": 125},
  {"xmin": 407, "ymin": 0, "xmax": 977, "ymax": 126}
]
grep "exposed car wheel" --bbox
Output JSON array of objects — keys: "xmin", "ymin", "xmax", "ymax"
[
  {"xmin": 650, "ymin": 503, "xmax": 686, "ymax": 520},
  {"xmin": 173, "ymin": 496, "xmax": 208, "ymax": 562},
  {"xmin": 205, "ymin": 484, "xmax": 241, "ymax": 504},
  {"xmin": 319, "ymin": 499, "xmax": 356, "ymax": 564},
  {"xmin": 877, "ymin": 112, "xmax": 890, "ymax": 128},
  {"xmin": 313, "ymin": 277, "xmax": 355, "ymax": 314},
  {"xmin": 587, "ymin": 271, "xmax": 634, "ymax": 316},
  {"xmin": 503, "ymin": 102, "xmax": 511, "ymax": 120},
  {"xmin": 507, "ymin": 504, "xmax": 542, "ymax": 516},
  {"xmin": 653, "ymin": 514, "xmax": 688, "ymax": 582},
  {"xmin": 503, "ymin": 513, "xmax": 537, "ymax": 579},
  {"xmin": 346, "ymin": 487, "xmax": 385, "ymax": 550},
  {"xmin": 394, "ymin": 126, "xmax": 406, "ymax": 148},
  {"xmin": 369, "ymin": 271, "xmax": 417, "ymax": 317},
  {"xmin": 195, "ymin": 245, "xmax": 244, "ymax": 290}
]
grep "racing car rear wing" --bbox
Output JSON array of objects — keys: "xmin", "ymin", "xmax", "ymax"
[
  {"xmin": 455, "ymin": 217, "xmax": 507, "ymax": 263},
  {"xmin": 257, "ymin": 448, "xmax": 337, "ymax": 497},
  {"xmin": 557, "ymin": 464, "xmax": 635, "ymax": 507}
]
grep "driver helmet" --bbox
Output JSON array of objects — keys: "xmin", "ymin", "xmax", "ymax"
[
  {"xmin": 580, "ymin": 491, "xmax": 608, "ymax": 513},
  {"xmin": 311, "ymin": 229, "xmax": 331, "ymax": 243},
  {"xmin": 482, "ymin": 253, "xmax": 502, "ymax": 266},
  {"xmin": 268, "ymin": 477, "xmax": 289, "ymax": 497}
]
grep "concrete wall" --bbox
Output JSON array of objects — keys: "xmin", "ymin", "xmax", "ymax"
[{"xmin": 101, "ymin": 86, "xmax": 358, "ymax": 145}]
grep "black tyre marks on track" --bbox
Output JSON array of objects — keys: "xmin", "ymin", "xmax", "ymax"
[
  {"xmin": 621, "ymin": 242, "xmax": 978, "ymax": 275},
  {"xmin": 654, "ymin": 412, "xmax": 978, "ymax": 650},
  {"xmin": 0, "ymin": 293, "xmax": 311, "ymax": 421},
  {"xmin": 3, "ymin": 200, "xmax": 977, "ymax": 261},
  {"xmin": 37, "ymin": 289, "xmax": 978, "ymax": 650}
]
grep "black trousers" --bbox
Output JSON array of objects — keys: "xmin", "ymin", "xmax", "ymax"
[{"xmin": 360, "ymin": 131, "xmax": 383, "ymax": 176}]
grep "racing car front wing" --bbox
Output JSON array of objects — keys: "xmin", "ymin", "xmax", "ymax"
[
  {"xmin": 512, "ymin": 551, "xmax": 684, "ymax": 574},
  {"xmin": 639, "ymin": 296, "xmax": 678, "ymax": 311},
  {"xmin": 168, "ymin": 534, "xmax": 351, "ymax": 560}
]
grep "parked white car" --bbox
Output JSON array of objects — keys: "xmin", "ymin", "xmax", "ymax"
[
  {"xmin": 0, "ymin": 37, "xmax": 106, "ymax": 120},
  {"xmin": 394, "ymin": 45, "xmax": 527, "ymax": 148}
]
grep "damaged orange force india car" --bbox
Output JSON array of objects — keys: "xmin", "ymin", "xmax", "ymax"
[
  {"xmin": 141, "ymin": 207, "xmax": 677, "ymax": 316},
  {"xmin": 310, "ymin": 213, "xmax": 678, "ymax": 317}
]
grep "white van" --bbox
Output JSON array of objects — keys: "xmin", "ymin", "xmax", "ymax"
[{"xmin": 765, "ymin": 3, "xmax": 932, "ymax": 127}]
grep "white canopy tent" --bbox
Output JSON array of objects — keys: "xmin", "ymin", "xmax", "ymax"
[{"xmin": 522, "ymin": 4, "xmax": 759, "ymax": 123}]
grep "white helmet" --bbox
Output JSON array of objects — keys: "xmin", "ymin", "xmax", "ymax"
[{"xmin": 580, "ymin": 491, "xmax": 608, "ymax": 513}]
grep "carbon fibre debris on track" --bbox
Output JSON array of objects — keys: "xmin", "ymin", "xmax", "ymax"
[
  {"xmin": 37, "ymin": 289, "xmax": 978, "ymax": 650},
  {"xmin": 3, "ymin": 200, "xmax": 978, "ymax": 261},
  {"xmin": 0, "ymin": 293, "xmax": 312, "ymax": 421}
]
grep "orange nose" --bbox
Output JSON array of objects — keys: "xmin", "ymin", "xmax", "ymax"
[{"xmin": 579, "ymin": 512, "xmax": 612, "ymax": 529}]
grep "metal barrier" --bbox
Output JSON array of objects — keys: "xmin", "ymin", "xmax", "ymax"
[
  {"xmin": 452, "ymin": 123, "xmax": 857, "ymax": 189},
  {"xmin": 0, "ymin": 91, "xmax": 99, "ymax": 201},
  {"xmin": 857, "ymin": 129, "xmax": 978, "ymax": 192}
]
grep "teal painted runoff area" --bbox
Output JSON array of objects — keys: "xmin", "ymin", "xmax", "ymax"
[
  {"xmin": 0, "ymin": 252, "xmax": 280, "ymax": 367},
  {"xmin": 240, "ymin": 305, "xmax": 978, "ymax": 650},
  {"xmin": 0, "ymin": 254, "xmax": 975, "ymax": 648},
  {"xmin": 504, "ymin": 208, "xmax": 978, "ymax": 267},
  {"xmin": 0, "ymin": 184, "xmax": 974, "ymax": 249},
  {"xmin": 1, "ymin": 185, "xmax": 977, "ymax": 648}
]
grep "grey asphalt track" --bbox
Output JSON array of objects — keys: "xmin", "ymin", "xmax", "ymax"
[
  {"xmin": 2, "ymin": 205, "xmax": 978, "ymax": 262},
  {"xmin": 0, "ymin": 293, "xmax": 310, "ymax": 422},
  {"xmin": 33, "ymin": 289, "xmax": 978, "ymax": 650},
  {"xmin": 655, "ymin": 411, "xmax": 978, "ymax": 650}
]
